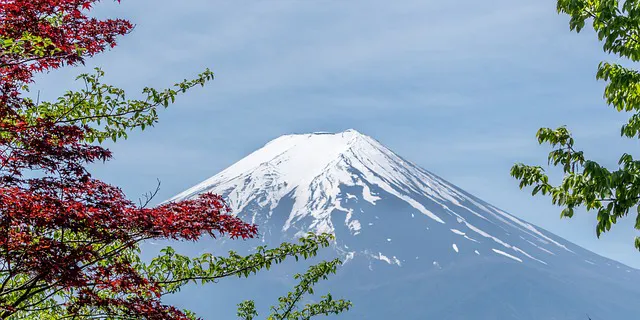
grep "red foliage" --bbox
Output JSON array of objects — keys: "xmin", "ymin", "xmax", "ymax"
[
  {"xmin": 0, "ymin": 1, "xmax": 257, "ymax": 318},
  {"xmin": 0, "ymin": 0, "xmax": 132, "ymax": 87}
]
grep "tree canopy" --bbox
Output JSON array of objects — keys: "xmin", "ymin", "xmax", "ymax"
[{"xmin": 512, "ymin": 0, "xmax": 640, "ymax": 251}]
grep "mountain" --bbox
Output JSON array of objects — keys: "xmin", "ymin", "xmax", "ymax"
[{"xmin": 165, "ymin": 129, "xmax": 640, "ymax": 320}]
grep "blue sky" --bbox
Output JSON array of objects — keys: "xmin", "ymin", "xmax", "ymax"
[{"xmin": 34, "ymin": 0, "xmax": 640, "ymax": 268}]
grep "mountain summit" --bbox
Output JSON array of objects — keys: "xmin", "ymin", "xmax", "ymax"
[
  {"xmin": 168, "ymin": 129, "xmax": 640, "ymax": 319},
  {"xmin": 172, "ymin": 129, "xmax": 447, "ymax": 234}
]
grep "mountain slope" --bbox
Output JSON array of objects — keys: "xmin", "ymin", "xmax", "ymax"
[{"xmin": 166, "ymin": 129, "xmax": 640, "ymax": 319}]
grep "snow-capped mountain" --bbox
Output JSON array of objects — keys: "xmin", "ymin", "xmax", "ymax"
[{"xmin": 166, "ymin": 129, "xmax": 640, "ymax": 320}]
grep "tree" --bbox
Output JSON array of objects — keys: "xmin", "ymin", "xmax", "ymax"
[
  {"xmin": 511, "ymin": 0, "xmax": 640, "ymax": 251},
  {"xmin": 0, "ymin": 0, "xmax": 350, "ymax": 319}
]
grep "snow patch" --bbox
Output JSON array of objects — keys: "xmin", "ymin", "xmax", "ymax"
[
  {"xmin": 450, "ymin": 228, "xmax": 479, "ymax": 243},
  {"xmin": 342, "ymin": 251, "xmax": 356, "ymax": 264},
  {"xmin": 371, "ymin": 252, "xmax": 401, "ymax": 266},
  {"xmin": 360, "ymin": 183, "xmax": 381, "ymax": 204},
  {"xmin": 492, "ymin": 249, "xmax": 523, "ymax": 263},
  {"xmin": 347, "ymin": 220, "xmax": 361, "ymax": 234}
]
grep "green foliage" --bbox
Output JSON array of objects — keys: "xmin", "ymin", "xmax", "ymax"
[
  {"xmin": 236, "ymin": 258, "xmax": 352, "ymax": 320},
  {"xmin": 0, "ymin": 32, "xmax": 63, "ymax": 59},
  {"xmin": 143, "ymin": 233, "xmax": 335, "ymax": 294},
  {"xmin": 142, "ymin": 233, "xmax": 350, "ymax": 319},
  {"xmin": 237, "ymin": 301, "xmax": 258, "ymax": 320},
  {"xmin": 512, "ymin": 0, "xmax": 640, "ymax": 250},
  {"xmin": 18, "ymin": 67, "xmax": 214, "ymax": 143}
]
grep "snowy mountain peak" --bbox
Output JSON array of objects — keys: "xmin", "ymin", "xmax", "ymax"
[
  {"xmin": 169, "ymin": 129, "xmax": 455, "ymax": 231},
  {"xmin": 172, "ymin": 129, "xmax": 373, "ymax": 200}
]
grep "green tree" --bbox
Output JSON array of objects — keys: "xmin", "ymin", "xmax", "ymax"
[{"xmin": 511, "ymin": 0, "xmax": 640, "ymax": 250}]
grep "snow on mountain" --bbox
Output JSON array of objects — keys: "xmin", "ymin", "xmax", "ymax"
[
  {"xmin": 171, "ymin": 129, "xmax": 578, "ymax": 266},
  {"xmin": 166, "ymin": 129, "xmax": 640, "ymax": 320}
]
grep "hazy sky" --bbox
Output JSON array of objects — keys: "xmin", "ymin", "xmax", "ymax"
[{"xmin": 33, "ymin": 0, "xmax": 640, "ymax": 268}]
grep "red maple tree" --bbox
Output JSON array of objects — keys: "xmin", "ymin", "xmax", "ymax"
[{"xmin": 0, "ymin": 1, "xmax": 259, "ymax": 318}]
